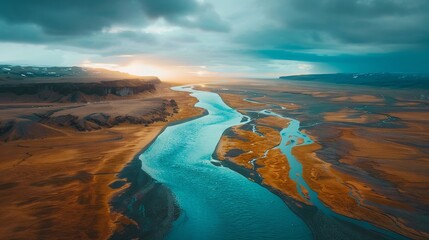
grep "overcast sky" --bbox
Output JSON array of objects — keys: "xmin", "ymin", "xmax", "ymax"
[{"xmin": 1, "ymin": 0, "xmax": 428, "ymax": 78}]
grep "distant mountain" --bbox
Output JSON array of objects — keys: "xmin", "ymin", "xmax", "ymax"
[
  {"xmin": 0, "ymin": 79, "xmax": 160, "ymax": 103},
  {"xmin": 0, "ymin": 65, "xmax": 161, "ymax": 103},
  {"xmin": 0, "ymin": 65, "xmax": 158, "ymax": 84},
  {"xmin": 0, "ymin": 66, "xmax": 174, "ymax": 141},
  {"xmin": 279, "ymin": 73, "xmax": 429, "ymax": 89}
]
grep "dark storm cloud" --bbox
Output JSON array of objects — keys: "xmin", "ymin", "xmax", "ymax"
[
  {"xmin": 138, "ymin": 0, "xmax": 228, "ymax": 31},
  {"xmin": 0, "ymin": 0, "xmax": 428, "ymax": 73},
  {"xmin": 0, "ymin": 0, "xmax": 227, "ymax": 41},
  {"xmin": 0, "ymin": 0, "xmax": 142, "ymax": 36},
  {"xmin": 276, "ymin": 0, "xmax": 429, "ymax": 46},
  {"xmin": 141, "ymin": 0, "xmax": 198, "ymax": 18},
  {"xmin": 238, "ymin": 0, "xmax": 429, "ymax": 48},
  {"xmin": 0, "ymin": 19, "xmax": 156, "ymax": 50},
  {"xmin": 235, "ymin": 0, "xmax": 429, "ymax": 72}
]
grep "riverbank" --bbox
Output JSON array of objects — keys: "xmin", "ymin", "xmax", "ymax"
[
  {"xmin": 109, "ymin": 91, "xmax": 206, "ymax": 239},
  {"xmin": 138, "ymin": 86, "xmax": 314, "ymax": 240},
  {"xmin": 0, "ymin": 85, "xmax": 203, "ymax": 239},
  {"xmin": 204, "ymin": 79, "xmax": 429, "ymax": 239}
]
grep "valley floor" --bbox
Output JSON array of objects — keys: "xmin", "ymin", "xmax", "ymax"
[
  {"xmin": 205, "ymin": 79, "xmax": 429, "ymax": 239},
  {"xmin": 0, "ymin": 86, "xmax": 203, "ymax": 239}
]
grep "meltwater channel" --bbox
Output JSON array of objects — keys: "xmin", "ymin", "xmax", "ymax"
[{"xmin": 138, "ymin": 85, "xmax": 311, "ymax": 240}]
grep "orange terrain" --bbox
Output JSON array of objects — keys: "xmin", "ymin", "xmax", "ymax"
[{"xmin": 209, "ymin": 81, "xmax": 429, "ymax": 240}]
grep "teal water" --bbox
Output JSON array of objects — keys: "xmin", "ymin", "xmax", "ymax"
[
  {"xmin": 139, "ymin": 86, "xmax": 311, "ymax": 240},
  {"xmin": 252, "ymin": 107, "xmax": 408, "ymax": 240}
]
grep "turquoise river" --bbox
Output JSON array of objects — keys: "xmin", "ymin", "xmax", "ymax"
[{"xmin": 138, "ymin": 85, "xmax": 407, "ymax": 240}]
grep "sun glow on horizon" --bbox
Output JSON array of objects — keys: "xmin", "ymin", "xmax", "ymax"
[
  {"xmin": 117, "ymin": 62, "xmax": 170, "ymax": 78},
  {"xmin": 81, "ymin": 60, "xmax": 174, "ymax": 79},
  {"xmin": 81, "ymin": 60, "xmax": 221, "ymax": 82}
]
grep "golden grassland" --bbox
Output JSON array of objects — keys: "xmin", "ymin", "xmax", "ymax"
[
  {"xmin": 323, "ymin": 108, "xmax": 387, "ymax": 123},
  {"xmin": 216, "ymin": 95, "xmax": 305, "ymax": 202},
  {"xmin": 212, "ymin": 83, "xmax": 429, "ymax": 239},
  {"xmin": 0, "ymin": 89, "xmax": 203, "ymax": 240}
]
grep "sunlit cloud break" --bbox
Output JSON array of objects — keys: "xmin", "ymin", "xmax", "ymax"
[{"xmin": 0, "ymin": 0, "xmax": 428, "ymax": 78}]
